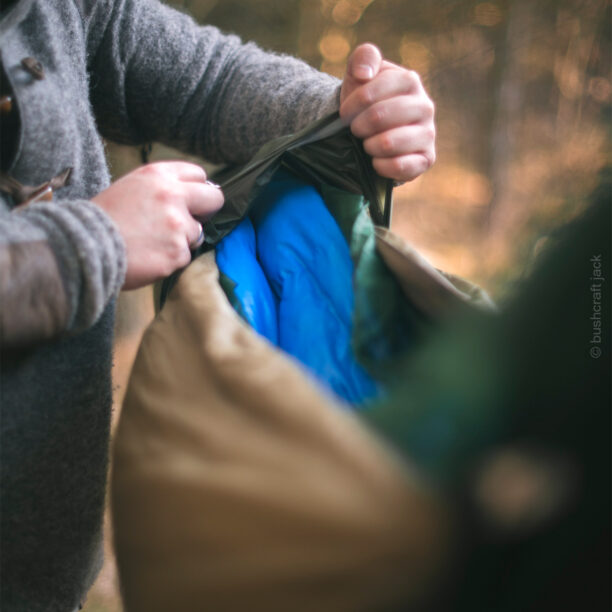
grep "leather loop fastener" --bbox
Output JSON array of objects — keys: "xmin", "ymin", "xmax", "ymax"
[{"xmin": 0, "ymin": 167, "xmax": 72, "ymax": 207}]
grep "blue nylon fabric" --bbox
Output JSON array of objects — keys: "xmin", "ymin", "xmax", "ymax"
[
  {"xmin": 215, "ymin": 217, "xmax": 279, "ymax": 345},
  {"xmin": 216, "ymin": 170, "xmax": 379, "ymax": 406}
]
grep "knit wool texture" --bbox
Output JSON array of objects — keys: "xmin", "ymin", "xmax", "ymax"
[{"xmin": 0, "ymin": 0, "xmax": 340, "ymax": 610}]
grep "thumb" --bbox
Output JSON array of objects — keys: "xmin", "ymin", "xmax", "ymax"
[{"xmin": 341, "ymin": 43, "xmax": 383, "ymax": 103}]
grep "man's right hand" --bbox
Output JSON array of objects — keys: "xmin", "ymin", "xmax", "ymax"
[{"xmin": 92, "ymin": 161, "xmax": 224, "ymax": 290}]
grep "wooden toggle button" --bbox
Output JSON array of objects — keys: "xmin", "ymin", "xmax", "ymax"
[{"xmin": 20, "ymin": 57, "xmax": 44, "ymax": 80}]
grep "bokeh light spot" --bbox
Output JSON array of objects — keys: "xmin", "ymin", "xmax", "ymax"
[
  {"xmin": 332, "ymin": 0, "xmax": 363, "ymax": 26},
  {"xmin": 399, "ymin": 37, "xmax": 431, "ymax": 74},
  {"xmin": 319, "ymin": 30, "xmax": 352, "ymax": 63}
]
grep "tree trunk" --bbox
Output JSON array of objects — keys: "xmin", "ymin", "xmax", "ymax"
[{"xmin": 484, "ymin": 0, "xmax": 530, "ymax": 229}]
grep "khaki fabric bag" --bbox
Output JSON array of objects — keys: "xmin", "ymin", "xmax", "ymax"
[
  {"xmin": 111, "ymin": 114, "xmax": 492, "ymax": 611},
  {"xmin": 111, "ymin": 247, "xmax": 460, "ymax": 612}
]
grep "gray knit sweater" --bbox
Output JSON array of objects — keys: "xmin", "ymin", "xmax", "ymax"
[{"xmin": 0, "ymin": 1, "xmax": 338, "ymax": 609}]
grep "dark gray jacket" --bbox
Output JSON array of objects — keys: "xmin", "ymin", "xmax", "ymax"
[{"xmin": 0, "ymin": 1, "xmax": 338, "ymax": 609}]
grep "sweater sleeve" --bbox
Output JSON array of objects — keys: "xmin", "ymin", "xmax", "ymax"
[
  {"xmin": 85, "ymin": 0, "xmax": 341, "ymax": 165},
  {"xmin": 0, "ymin": 194, "xmax": 126, "ymax": 349}
]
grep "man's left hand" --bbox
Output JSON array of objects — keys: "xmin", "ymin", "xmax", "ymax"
[{"xmin": 340, "ymin": 43, "xmax": 436, "ymax": 182}]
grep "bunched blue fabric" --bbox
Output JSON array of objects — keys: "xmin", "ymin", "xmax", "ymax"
[{"xmin": 216, "ymin": 170, "xmax": 379, "ymax": 407}]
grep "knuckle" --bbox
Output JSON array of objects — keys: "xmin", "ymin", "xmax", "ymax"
[
  {"xmin": 388, "ymin": 156, "xmax": 420, "ymax": 182},
  {"xmin": 139, "ymin": 163, "xmax": 162, "ymax": 177},
  {"xmin": 401, "ymin": 69, "xmax": 419, "ymax": 91},
  {"xmin": 392, "ymin": 157, "xmax": 410, "ymax": 179},
  {"xmin": 163, "ymin": 205, "xmax": 184, "ymax": 232},
  {"xmin": 423, "ymin": 98, "xmax": 435, "ymax": 119},
  {"xmin": 408, "ymin": 69, "xmax": 422, "ymax": 86},
  {"xmin": 379, "ymin": 133, "xmax": 395, "ymax": 156},
  {"xmin": 399, "ymin": 154, "xmax": 432, "ymax": 180},
  {"xmin": 156, "ymin": 186, "xmax": 171, "ymax": 202},
  {"xmin": 356, "ymin": 85, "xmax": 375, "ymax": 109},
  {"xmin": 376, "ymin": 157, "xmax": 405, "ymax": 181},
  {"xmin": 156, "ymin": 186, "xmax": 178, "ymax": 208},
  {"xmin": 366, "ymin": 103, "xmax": 386, "ymax": 130}
]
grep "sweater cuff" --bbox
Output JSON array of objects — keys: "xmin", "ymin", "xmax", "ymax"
[
  {"xmin": 17, "ymin": 199, "xmax": 127, "ymax": 332},
  {"xmin": 318, "ymin": 84, "xmax": 342, "ymax": 118}
]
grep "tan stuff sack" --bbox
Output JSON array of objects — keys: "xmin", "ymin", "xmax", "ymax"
[
  {"xmin": 111, "ymin": 114, "xmax": 491, "ymax": 611},
  {"xmin": 111, "ymin": 236, "xmax": 492, "ymax": 611}
]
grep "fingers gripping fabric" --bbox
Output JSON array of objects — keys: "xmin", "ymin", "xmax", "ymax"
[{"xmin": 216, "ymin": 170, "xmax": 379, "ymax": 406}]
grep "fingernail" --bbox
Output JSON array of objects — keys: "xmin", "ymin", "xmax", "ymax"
[
  {"xmin": 205, "ymin": 180, "xmax": 221, "ymax": 189},
  {"xmin": 354, "ymin": 64, "xmax": 374, "ymax": 80}
]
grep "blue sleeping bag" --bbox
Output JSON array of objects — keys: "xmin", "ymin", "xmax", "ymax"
[{"xmin": 216, "ymin": 169, "xmax": 379, "ymax": 407}]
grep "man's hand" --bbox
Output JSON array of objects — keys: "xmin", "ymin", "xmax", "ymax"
[
  {"xmin": 92, "ymin": 161, "xmax": 224, "ymax": 290},
  {"xmin": 340, "ymin": 43, "xmax": 435, "ymax": 182}
]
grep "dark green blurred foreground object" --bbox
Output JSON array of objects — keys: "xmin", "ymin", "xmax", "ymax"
[{"xmin": 365, "ymin": 170, "xmax": 611, "ymax": 611}]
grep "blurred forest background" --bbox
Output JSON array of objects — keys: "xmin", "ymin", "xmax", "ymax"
[{"xmin": 88, "ymin": 0, "xmax": 610, "ymax": 610}]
